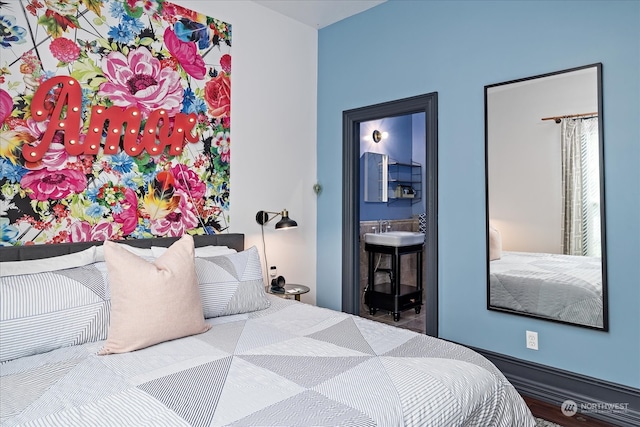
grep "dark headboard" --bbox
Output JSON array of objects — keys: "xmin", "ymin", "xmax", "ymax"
[{"xmin": 0, "ymin": 234, "xmax": 245, "ymax": 261}]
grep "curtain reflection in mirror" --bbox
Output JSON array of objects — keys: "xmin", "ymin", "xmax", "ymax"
[{"xmin": 561, "ymin": 117, "xmax": 600, "ymax": 257}]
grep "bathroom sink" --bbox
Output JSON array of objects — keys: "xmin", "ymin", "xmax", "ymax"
[{"xmin": 364, "ymin": 231, "xmax": 425, "ymax": 247}]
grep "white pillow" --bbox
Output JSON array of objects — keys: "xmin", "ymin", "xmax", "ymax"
[
  {"xmin": 0, "ymin": 247, "xmax": 96, "ymax": 277},
  {"xmin": 95, "ymin": 243, "xmax": 155, "ymax": 261},
  {"xmin": 151, "ymin": 245, "xmax": 236, "ymax": 258}
]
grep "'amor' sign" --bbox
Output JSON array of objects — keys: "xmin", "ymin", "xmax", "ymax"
[{"xmin": 24, "ymin": 76, "xmax": 200, "ymax": 161}]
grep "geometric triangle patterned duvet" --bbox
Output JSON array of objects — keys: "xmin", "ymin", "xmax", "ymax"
[{"xmin": 0, "ymin": 296, "xmax": 535, "ymax": 427}]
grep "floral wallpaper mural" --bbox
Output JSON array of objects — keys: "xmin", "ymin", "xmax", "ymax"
[{"xmin": 0, "ymin": 0, "xmax": 231, "ymax": 246}]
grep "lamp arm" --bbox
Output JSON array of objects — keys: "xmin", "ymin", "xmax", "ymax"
[{"xmin": 255, "ymin": 210, "xmax": 282, "ymax": 225}]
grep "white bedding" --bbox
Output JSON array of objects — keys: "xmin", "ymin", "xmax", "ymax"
[{"xmin": 1, "ymin": 295, "xmax": 535, "ymax": 426}]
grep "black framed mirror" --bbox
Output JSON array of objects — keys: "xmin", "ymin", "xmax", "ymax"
[{"xmin": 485, "ymin": 63, "xmax": 608, "ymax": 330}]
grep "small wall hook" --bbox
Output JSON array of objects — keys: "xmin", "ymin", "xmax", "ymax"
[{"xmin": 313, "ymin": 183, "xmax": 322, "ymax": 195}]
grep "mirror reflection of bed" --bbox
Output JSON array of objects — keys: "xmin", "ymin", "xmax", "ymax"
[{"xmin": 485, "ymin": 64, "xmax": 608, "ymax": 330}]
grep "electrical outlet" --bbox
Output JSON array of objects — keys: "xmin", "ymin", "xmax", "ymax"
[{"xmin": 526, "ymin": 330, "xmax": 539, "ymax": 350}]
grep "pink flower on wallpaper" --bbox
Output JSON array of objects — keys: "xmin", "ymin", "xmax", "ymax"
[
  {"xmin": 160, "ymin": 3, "xmax": 179, "ymax": 24},
  {"xmin": 99, "ymin": 47, "xmax": 183, "ymax": 117},
  {"xmin": 20, "ymin": 168, "xmax": 86, "ymax": 201},
  {"xmin": 220, "ymin": 54, "xmax": 231, "ymax": 74},
  {"xmin": 0, "ymin": 88, "xmax": 12, "ymax": 124},
  {"xmin": 32, "ymin": 142, "xmax": 69, "ymax": 170},
  {"xmin": 126, "ymin": 0, "xmax": 161, "ymax": 16},
  {"xmin": 69, "ymin": 221, "xmax": 92, "ymax": 242},
  {"xmin": 112, "ymin": 187, "xmax": 139, "ymax": 235},
  {"xmin": 69, "ymin": 220, "xmax": 119, "ymax": 242},
  {"xmin": 164, "ymin": 27, "xmax": 206, "ymax": 80},
  {"xmin": 49, "ymin": 37, "xmax": 80, "ymax": 63},
  {"xmin": 90, "ymin": 221, "xmax": 119, "ymax": 241},
  {"xmin": 171, "ymin": 164, "xmax": 206, "ymax": 199},
  {"xmin": 15, "ymin": 118, "xmax": 71, "ymax": 170},
  {"xmin": 213, "ymin": 131, "xmax": 230, "ymax": 163},
  {"xmin": 162, "ymin": 2, "xmax": 200, "ymax": 23},
  {"xmin": 150, "ymin": 189, "xmax": 199, "ymax": 237},
  {"xmin": 204, "ymin": 72, "xmax": 231, "ymax": 119}
]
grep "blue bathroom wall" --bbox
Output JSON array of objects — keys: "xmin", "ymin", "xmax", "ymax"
[
  {"xmin": 317, "ymin": 0, "xmax": 640, "ymax": 388},
  {"xmin": 359, "ymin": 115, "xmax": 414, "ymax": 221}
]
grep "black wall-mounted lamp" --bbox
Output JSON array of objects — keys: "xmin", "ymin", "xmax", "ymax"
[
  {"xmin": 255, "ymin": 209, "xmax": 298, "ymax": 229},
  {"xmin": 256, "ymin": 209, "xmax": 298, "ymax": 289}
]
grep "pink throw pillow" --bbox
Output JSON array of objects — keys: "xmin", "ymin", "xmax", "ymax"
[{"xmin": 99, "ymin": 234, "xmax": 210, "ymax": 355}]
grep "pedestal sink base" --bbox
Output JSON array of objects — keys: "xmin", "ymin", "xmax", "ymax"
[{"xmin": 364, "ymin": 242, "xmax": 424, "ymax": 322}]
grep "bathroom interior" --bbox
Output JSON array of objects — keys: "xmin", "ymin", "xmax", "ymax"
[{"xmin": 359, "ymin": 113, "xmax": 427, "ymax": 333}]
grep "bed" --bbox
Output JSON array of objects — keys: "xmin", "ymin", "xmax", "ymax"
[
  {"xmin": 1, "ymin": 234, "xmax": 535, "ymax": 426},
  {"xmin": 489, "ymin": 251, "xmax": 604, "ymax": 329}
]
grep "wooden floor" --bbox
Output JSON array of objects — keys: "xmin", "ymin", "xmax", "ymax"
[{"xmin": 523, "ymin": 395, "xmax": 617, "ymax": 427}]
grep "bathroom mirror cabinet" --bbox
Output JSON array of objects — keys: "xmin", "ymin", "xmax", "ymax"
[
  {"xmin": 363, "ymin": 152, "xmax": 388, "ymax": 203},
  {"xmin": 485, "ymin": 63, "xmax": 608, "ymax": 330}
]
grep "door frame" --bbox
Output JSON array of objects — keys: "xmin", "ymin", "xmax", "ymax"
[{"xmin": 341, "ymin": 92, "xmax": 439, "ymax": 337}]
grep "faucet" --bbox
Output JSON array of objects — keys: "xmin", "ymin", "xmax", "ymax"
[{"xmin": 378, "ymin": 220, "xmax": 390, "ymax": 233}]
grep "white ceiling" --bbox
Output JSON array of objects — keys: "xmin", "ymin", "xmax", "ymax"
[{"xmin": 252, "ymin": 0, "xmax": 386, "ymax": 29}]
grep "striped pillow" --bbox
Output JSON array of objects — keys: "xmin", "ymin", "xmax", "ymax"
[
  {"xmin": 0, "ymin": 264, "xmax": 110, "ymax": 362},
  {"xmin": 196, "ymin": 246, "xmax": 270, "ymax": 318}
]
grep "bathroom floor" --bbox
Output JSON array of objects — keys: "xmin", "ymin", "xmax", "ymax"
[{"xmin": 360, "ymin": 306, "xmax": 426, "ymax": 334}]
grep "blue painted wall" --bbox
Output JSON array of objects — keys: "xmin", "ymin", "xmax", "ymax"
[{"xmin": 317, "ymin": 0, "xmax": 639, "ymax": 388}]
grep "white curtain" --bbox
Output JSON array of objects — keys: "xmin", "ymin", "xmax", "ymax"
[
  {"xmin": 561, "ymin": 119, "xmax": 583, "ymax": 255},
  {"xmin": 561, "ymin": 117, "xmax": 600, "ymax": 256},
  {"xmin": 580, "ymin": 118, "xmax": 601, "ymax": 257}
]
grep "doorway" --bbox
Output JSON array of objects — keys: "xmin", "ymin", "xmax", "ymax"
[{"xmin": 341, "ymin": 93, "xmax": 438, "ymax": 337}]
